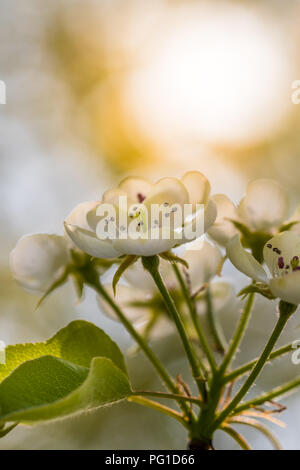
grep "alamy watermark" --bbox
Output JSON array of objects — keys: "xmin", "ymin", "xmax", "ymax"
[
  {"xmin": 291, "ymin": 340, "xmax": 300, "ymax": 365},
  {"xmin": 94, "ymin": 199, "xmax": 205, "ymax": 243},
  {"xmin": 0, "ymin": 80, "xmax": 6, "ymax": 104}
]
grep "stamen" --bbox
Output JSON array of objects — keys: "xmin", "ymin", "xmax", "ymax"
[
  {"xmin": 291, "ymin": 256, "xmax": 299, "ymax": 271},
  {"xmin": 163, "ymin": 202, "xmax": 169, "ymax": 207},
  {"xmin": 273, "ymin": 247, "xmax": 281, "ymax": 255},
  {"xmin": 266, "ymin": 243, "xmax": 272, "ymax": 249},
  {"xmin": 278, "ymin": 257, "xmax": 284, "ymax": 269}
]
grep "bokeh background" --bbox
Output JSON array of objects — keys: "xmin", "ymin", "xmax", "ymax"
[{"xmin": 1, "ymin": 0, "xmax": 300, "ymax": 449}]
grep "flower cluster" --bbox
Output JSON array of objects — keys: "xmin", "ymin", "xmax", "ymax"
[
  {"xmin": 7, "ymin": 171, "xmax": 300, "ymax": 450},
  {"xmin": 10, "ymin": 173, "xmax": 300, "ymax": 310}
]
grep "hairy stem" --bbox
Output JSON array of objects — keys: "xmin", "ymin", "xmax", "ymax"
[
  {"xmin": 224, "ymin": 342, "xmax": 294, "ymax": 384},
  {"xmin": 83, "ymin": 268, "xmax": 190, "ymax": 416},
  {"xmin": 128, "ymin": 396, "xmax": 188, "ymax": 428},
  {"xmin": 133, "ymin": 390, "xmax": 205, "ymax": 408},
  {"xmin": 220, "ymin": 425, "xmax": 251, "ymax": 450},
  {"xmin": 234, "ymin": 376, "xmax": 300, "ymax": 414},
  {"xmin": 211, "ymin": 307, "xmax": 292, "ymax": 433},
  {"xmin": 143, "ymin": 257, "xmax": 206, "ymax": 399}
]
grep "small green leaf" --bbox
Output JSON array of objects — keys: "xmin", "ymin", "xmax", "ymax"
[
  {"xmin": 112, "ymin": 255, "xmax": 138, "ymax": 295},
  {"xmin": 35, "ymin": 269, "xmax": 69, "ymax": 310},
  {"xmin": 279, "ymin": 221, "xmax": 299, "ymax": 233},
  {"xmin": 0, "ymin": 422, "xmax": 18, "ymax": 438},
  {"xmin": 238, "ymin": 283, "xmax": 276, "ymax": 300},
  {"xmin": 0, "ymin": 321, "xmax": 132, "ymax": 423},
  {"xmin": 159, "ymin": 251, "xmax": 189, "ymax": 269}
]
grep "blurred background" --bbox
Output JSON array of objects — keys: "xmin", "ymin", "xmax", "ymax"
[{"xmin": 1, "ymin": 0, "xmax": 300, "ymax": 449}]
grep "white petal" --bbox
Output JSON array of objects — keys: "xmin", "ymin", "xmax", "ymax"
[
  {"xmin": 183, "ymin": 240, "xmax": 222, "ymax": 289},
  {"xmin": 286, "ymin": 204, "xmax": 300, "ymax": 234},
  {"xmin": 97, "ymin": 284, "xmax": 151, "ymax": 323},
  {"xmin": 118, "ymin": 176, "xmax": 154, "ymax": 203},
  {"xmin": 238, "ymin": 179, "xmax": 289, "ymax": 231},
  {"xmin": 263, "ymin": 231, "xmax": 300, "ymax": 277},
  {"xmin": 196, "ymin": 282, "xmax": 235, "ymax": 315},
  {"xmin": 124, "ymin": 257, "xmax": 172, "ymax": 291},
  {"xmin": 226, "ymin": 235, "xmax": 267, "ymax": 282},
  {"xmin": 181, "ymin": 171, "xmax": 211, "ymax": 205},
  {"xmin": 65, "ymin": 201, "xmax": 100, "ymax": 230},
  {"xmin": 64, "ymin": 223, "xmax": 121, "ymax": 258},
  {"xmin": 113, "ymin": 230, "xmax": 176, "ymax": 256},
  {"xmin": 210, "ymin": 282, "xmax": 235, "ymax": 312},
  {"xmin": 102, "ymin": 188, "xmax": 131, "ymax": 206},
  {"xmin": 269, "ymin": 271, "xmax": 300, "ymax": 305},
  {"xmin": 207, "ymin": 194, "xmax": 239, "ymax": 246},
  {"xmin": 145, "ymin": 177, "xmax": 189, "ymax": 209},
  {"xmin": 10, "ymin": 234, "xmax": 70, "ymax": 292},
  {"xmin": 177, "ymin": 199, "xmax": 217, "ymax": 244}
]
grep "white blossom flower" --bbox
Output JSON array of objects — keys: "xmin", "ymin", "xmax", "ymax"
[
  {"xmin": 208, "ymin": 179, "xmax": 290, "ymax": 251},
  {"xmin": 10, "ymin": 234, "xmax": 71, "ymax": 293},
  {"xmin": 64, "ymin": 172, "xmax": 217, "ymax": 258},
  {"xmin": 227, "ymin": 231, "xmax": 300, "ymax": 305}
]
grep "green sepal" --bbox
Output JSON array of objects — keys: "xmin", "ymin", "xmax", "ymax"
[
  {"xmin": 112, "ymin": 255, "xmax": 139, "ymax": 295},
  {"xmin": 159, "ymin": 251, "xmax": 189, "ymax": 269}
]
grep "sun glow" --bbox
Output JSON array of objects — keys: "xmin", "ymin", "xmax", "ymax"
[{"xmin": 124, "ymin": 3, "xmax": 293, "ymax": 147}]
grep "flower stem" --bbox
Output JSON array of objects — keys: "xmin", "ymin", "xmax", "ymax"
[
  {"xmin": 128, "ymin": 396, "xmax": 188, "ymax": 428},
  {"xmin": 210, "ymin": 306, "xmax": 293, "ymax": 433},
  {"xmin": 143, "ymin": 256, "xmax": 206, "ymax": 399},
  {"xmin": 220, "ymin": 425, "xmax": 251, "ymax": 450},
  {"xmin": 172, "ymin": 263, "xmax": 217, "ymax": 373},
  {"xmin": 233, "ymin": 376, "xmax": 300, "ymax": 414},
  {"xmin": 223, "ymin": 342, "xmax": 293, "ymax": 384},
  {"xmin": 218, "ymin": 293, "xmax": 255, "ymax": 377},
  {"xmin": 205, "ymin": 285, "xmax": 227, "ymax": 354},
  {"xmin": 132, "ymin": 390, "xmax": 205, "ymax": 408},
  {"xmin": 82, "ymin": 267, "xmax": 190, "ymax": 416}
]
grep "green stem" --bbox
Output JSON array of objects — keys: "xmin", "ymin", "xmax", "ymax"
[
  {"xmin": 143, "ymin": 257, "xmax": 206, "ymax": 399},
  {"xmin": 172, "ymin": 263, "xmax": 217, "ymax": 373},
  {"xmin": 223, "ymin": 342, "xmax": 293, "ymax": 384},
  {"xmin": 234, "ymin": 376, "xmax": 300, "ymax": 414},
  {"xmin": 84, "ymin": 269, "xmax": 190, "ymax": 416},
  {"xmin": 228, "ymin": 417, "xmax": 282, "ymax": 450},
  {"xmin": 220, "ymin": 425, "xmax": 251, "ymax": 450},
  {"xmin": 128, "ymin": 396, "xmax": 188, "ymax": 428},
  {"xmin": 205, "ymin": 285, "xmax": 227, "ymax": 354},
  {"xmin": 218, "ymin": 293, "xmax": 255, "ymax": 377},
  {"xmin": 133, "ymin": 390, "xmax": 205, "ymax": 408},
  {"xmin": 211, "ymin": 308, "xmax": 292, "ymax": 433}
]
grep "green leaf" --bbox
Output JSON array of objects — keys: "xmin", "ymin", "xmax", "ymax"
[{"xmin": 0, "ymin": 321, "xmax": 132, "ymax": 423}]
